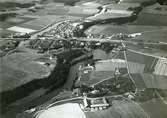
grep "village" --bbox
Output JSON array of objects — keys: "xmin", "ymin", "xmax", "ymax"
[{"xmin": 0, "ymin": 0, "xmax": 167, "ymax": 118}]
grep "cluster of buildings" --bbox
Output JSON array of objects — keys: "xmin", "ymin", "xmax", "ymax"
[
  {"xmin": 82, "ymin": 97, "xmax": 110, "ymax": 112},
  {"xmin": 41, "ymin": 20, "xmax": 79, "ymax": 38},
  {"xmin": 28, "ymin": 34, "xmax": 119, "ymax": 54}
]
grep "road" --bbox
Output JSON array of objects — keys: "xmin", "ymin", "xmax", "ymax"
[{"xmin": 122, "ymin": 41, "xmax": 138, "ymax": 93}]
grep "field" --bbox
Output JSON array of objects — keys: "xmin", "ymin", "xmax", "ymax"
[
  {"xmin": 8, "ymin": 26, "xmax": 36, "ymax": 33},
  {"xmin": 0, "ymin": 29, "xmax": 16, "ymax": 37},
  {"xmin": 140, "ymin": 98, "xmax": 167, "ymax": 118},
  {"xmin": 131, "ymin": 73, "xmax": 167, "ymax": 90},
  {"xmin": 0, "ymin": 16, "xmax": 36, "ymax": 36},
  {"xmin": 141, "ymin": 74, "xmax": 167, "ymax": 89},
  {"xmin": 18, "ymin": 99, "xmax": 149, "ymax": 118},
  {"xmin": 85, "ymin": 24, "xmax": 167, "ymax": 35},
  {"xmin": 126, "ymin": 50, "xmax": 156, "ymax": 65},
  {"xmin": 132, "ymin": 12, "xmax": 167, "ymax": 26},
  {"xmin": 121, "ymin": 0, "xmax": 156, "ymax": 4},
  {"xmin": 19, "ymin": 15, "xmax": 81, "ymax": 30},
  {"xmin": 6, "ymin": 16, "xmax": 34, "ymax": 25},
  {"xmin": 68, "ymin": 6, "xmax": 99, "ymax": 17},
  {"xmin": 0, "ymin": 16, "xmax": 35, "ymax": 28},
  {"xmin": 126, "ymin": 50, "xmax": 155, "ymax": 71},
  {"xmin": 39, "ymin": 3, "xmax": 99, "ymax": 17},
  {"xmin": 1, "ymin": 0, "xmax": 167, "ymax": 118},
  {"xmin": 0, "ymin": 21, "xmax": 13, "ymax": 29},
  {"xmin": 19, "ymin": 16, "xmax": 59, "ymax": 30},
  {"xmin": 0, "ymin": 52, "xmax": 51, "ymax": 93},
  {"xmin": 133, "ymin": 29, "xmax": 167, "ymax": 43},
  {"xmin": 85, "ymin": 99, "xmax": 148, "ymax": 118},
  {"xmin": 87, "ymin": 12, "xmax": 131, "ymax": 21},
  {"xmin": 125, "ymin": 50, "xmax": 167, "ymax": 90},
  {"xmin": 80, "ymin": 71, "xmax": 115, "ymax": 86},
  {"xmin": 131, "ymin": 73, "xmax": 146, "ymax": 90},
  {"xmin": 40, "ymin": 3, "xmax": 68, "ymax": 15},
  {"xmin": 0, "ymin": 0, "xmax": 34, "ymax": 3},
  {"xmin": 105, "ymin": 3, "xmax": 141, "ymax": 10},
  {"xmin": 35, "ymin": 103, "xmax": 86, "ymax": 118},
  {"xmin": 126, "ymin": 43, "xmax": 167, "ymax": 57}
]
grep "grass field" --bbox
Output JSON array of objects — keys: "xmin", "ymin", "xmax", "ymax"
[
  {"xmin": 5, "ymin": 16, "xmax": 35, "ymax": 26},
  {"xmin": 140, "ymin": 98, "xmax": 167, "ymax": 118},
  {"xmin": 68, "ymin": 6, "xmax": 99, "ymax": 17},
  {"xmin": 126, "ymin": 50, "xmax": 155, "ymax": 65},
  {"xmin": 133, "ymin": 29, "xmax": 167, "ymax": 43},
  {"xmin": 0, "ymin": 29, "xmax": 16, "ymax": 37},
  {"xmin": 87, "ymin": 12, "xmax": 131, "ymax": 21},
  {"xmin": 85, "ymin": 24, "xmax": 167, "ymax": 35},
  {"xmin": 80, "ymin": 71, "xmax": 115, "ymax": 86},
  {"xmin": 36, "ymin": 103, "xmax": 86, "ymax": 118},
  {"xmin": 0, "ymin": 21, "xmax": 13, "ymax": 29},
  {"xmin": 105, "ymin": 3, "xmax": 141, "ymax": 10},
  {"xmin": 19, "ymin": 16, "xmax": 60, "ymax": 30},
  {"xmin": 141, "ymin": 74, "xmax": 167, "ymax": 89},
  {"xmin": 0, "ymin": 0, "xmax": 34, "ymax": 3},
  {"xmin": 19, "ymin": 15, "xmax": 81, "ymax": 30},
  {"xmin": 0, "ymin": 52, "xmax": 51, "ymax": 93},
  {"xmin": 132, "ymin": 12, "xmax": 167, "ymax": 26},
  {"xmin": 0, "ymin": 16, "xmax": 36, "ymax": 36},
  {"xmin": 85, "ymin": 99, "xmax": 148, "ymax": 118},
  {"xmin": 121, "ymin": 0, "xmax": 156, "ymax": 4},
  {"xmin": 126, "ymin": 43, "xmax": 167, "ymax": 57}
]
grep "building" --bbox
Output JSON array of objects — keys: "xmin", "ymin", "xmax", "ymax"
[{"xmin": 83, "ymin": 97, "xmax": 110, "ymax": 112}]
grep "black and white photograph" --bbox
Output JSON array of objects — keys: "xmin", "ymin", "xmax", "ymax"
[{"xmin": 0, "ymin": 0, "xmax": 167, "ymax": 118}]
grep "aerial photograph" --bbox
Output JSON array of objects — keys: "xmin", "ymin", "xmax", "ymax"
[{"xmin": 0, "ymin": 0, "xmax": 167, "ymax": 118}]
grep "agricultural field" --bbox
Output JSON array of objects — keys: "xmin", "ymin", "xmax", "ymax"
[
  {"xmin": 80, "ymin": 70, "xmax": 115, "ymax": 86},
  {"xmin": 131, "ymin": 3, "xmax": 167, "ymax": 26},
  {"xmin": 5, "ymin": 17, "xmax": 35, "ymax": 25},
  {"xmin": 132, "ymin": 12, "xmax": 167, "ymax": 26},
  {"xmin": 140, "ymin": 98, "xmax": 167, "ymax": 118},
  {"xmin": 0, "ymin": 52, "xmax": 52, "ymax": 92},
  {"xmin": 126, "ymin": 50, "xmax": 156, "ymax": 66},
  {"xmin": 0, "ymin": 29, "xmax": 16, "ymax": 37},
  {"xmin": 19, "ymin": 15, "xmax": 81, "ymax": 31},
  {"xmin": 0, "ymin": 21, "xmax": 13, "ymax": 29},
  {"xmin": 67, "ymin": 6, "xmax": 99, "ymax": 17},
  {"xmin": 85, "ymin": 24, "xmax": 167, "ymax": 36},
  {"xmin": 37, "ymin": 103, "xmax": 86, "ymax": 118},
  {"xmin": 132, "ymin": 29, "xmax": 167, "ymax": 43},
  {"xmin": 87, "ymin": 12, "xmax": 131, "ymax": 21},
  {"xmin": 126, "ymin": 43, "xmax": 167, "ymax": 57},
  {"xmin": 105, "ymin": 2, "xmax": 141, "ymax": 10},
  {"xmin": 0, "ymin": 0, "xmax": 35, "ymax": 3},
  {"xmin": 85, "ymin": 99, "xmax": 148, "ymax": 118},
  {"xmin": 120, "ymin": 0, "xmax": 156, "ymax": 4}
]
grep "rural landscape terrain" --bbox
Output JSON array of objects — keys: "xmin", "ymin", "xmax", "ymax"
[{"xmin": 0, "ymin": 0, "xmax": 167, "ymax": 118}]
